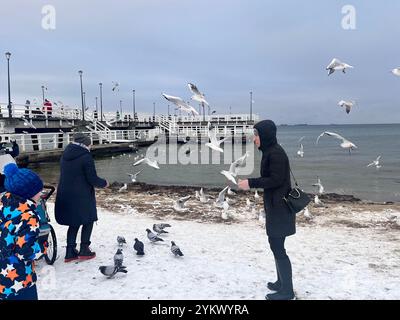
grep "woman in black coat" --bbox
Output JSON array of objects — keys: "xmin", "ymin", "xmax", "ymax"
[
  {"xmin": 55, "ymin": 133, "xmax": 108, "ymax": 262},
  {"xmin": 238, "ymin": 120, "xmax": 295, "ymax": 300}
]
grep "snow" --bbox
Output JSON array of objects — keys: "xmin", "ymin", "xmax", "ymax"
[{"xmin": 35, "ymin": 202, "xmax": 400, "ymax": 300}]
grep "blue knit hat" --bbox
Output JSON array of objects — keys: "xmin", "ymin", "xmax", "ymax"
[{"xmin": 4, "ymin": 163, "xmax": 43, "ymax": 200}]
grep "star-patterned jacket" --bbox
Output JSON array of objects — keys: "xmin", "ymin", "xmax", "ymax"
[{"xmin": 0, "ymin": 192, "xmax": 47, "ymax": 299}]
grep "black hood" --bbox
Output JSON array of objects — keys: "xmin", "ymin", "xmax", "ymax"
[
  {"xmin": 254, "ymin": 120, "xmax": 278, "ymax": 151},
  {"xmin": 62, "ymin": 143, "xmax": 89, "ymax": 161}
]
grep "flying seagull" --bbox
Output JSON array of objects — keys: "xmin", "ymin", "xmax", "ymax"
[
  {"xmin": 338, "ymin": 100, "xmax": 356, "ymax": 114},
  {"xmin": 205, "ymin": 126, "xmax": 229, "ymax": 153},
  {"xmin": 188, "ymin": 83, "xmax": 209, "ymax": 106},
  {"xmin": 391, "ymin": 68, "xmax": 400, "ymax": 77},
  {"xmin": 162, "ymin": 93, "xmax": 199, "ymax": 116},
  {"xmin": 127, "ymin": 170, "xmax": 143, "ymax": 182},
  {"xmin": 316, "ymin": 131, "xmax": 357, "ymax": 153},
  {"xmin": 133, "ymin": 157, "xmax": 160, "ymax": 169},
  {"xmin": 112, "ymin": 81, "xmax": 120, "ymax": 92},
  {"xmin": 220, "ymin": 152, "xmax": 249, "ymax": 184},
  {"xmin": 367, "ymin": 155, "xmax": 382, "ymax": 169},
  {"xmin": 326, "ymin": 58, "xmax": 354, "ymax": 75}
]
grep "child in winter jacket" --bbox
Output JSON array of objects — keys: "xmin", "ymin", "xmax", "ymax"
[{"xmin": 0, "ymin": 163, "xmax": 46, "ymax": 300}]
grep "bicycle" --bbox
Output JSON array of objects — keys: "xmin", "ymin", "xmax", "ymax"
[{"xmin": 36, "ymin": 185, "xmax": 58, "ymax": 265}]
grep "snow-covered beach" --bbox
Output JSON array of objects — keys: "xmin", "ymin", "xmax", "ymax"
[{"xmin": 36, "ymin": 184, "xmax": 400, "ymax": 300}]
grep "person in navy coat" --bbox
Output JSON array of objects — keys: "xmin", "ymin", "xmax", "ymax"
[{"xmin": 55, "ymin": 133, "xmax": 108, "ymax": 262}]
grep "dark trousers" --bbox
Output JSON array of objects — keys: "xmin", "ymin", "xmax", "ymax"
[
  {"xmin": 67, "ymin": 222, "xmax": 94, "ymax": 247},
  {"xmin": 7, "ymin": 285, "xmax": 38, "ymax": 300},
  {"xmin": 268, "ymin": 236, "xmax": 288, "ymax": 260}
]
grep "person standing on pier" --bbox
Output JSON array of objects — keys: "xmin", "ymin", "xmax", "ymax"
[
  {"xmin": 55, "ymin": 132, "xmax": 109, "ymax": 262},
  {"xmin": 238, "ymin": 120, "xmax": 296, "ymax": 300},
  {"xmin": 42, "ymin": 99, "xmax": 53, "ymax": 117}
]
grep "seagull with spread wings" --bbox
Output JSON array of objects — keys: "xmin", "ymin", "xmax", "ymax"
[
  {"xmin": 338, "ymin": 100, "xmax": 356, "ymax": 114},
  {"xmin": 205, "ymin": 126, "xmax": 229, "ymax": 153},
  {"xmin": 162, "ymin": 93, "xmax": 199, "ymax": 116},
  {"xmin": 220, "ymin": 152, "xmax": 249, "ymax": 184},
  {"xmin": 188, "ymin": 83, "xmax": 209, "ymax": 106},
  {"xmin": 316, "ymin": 131, "xmax": 357, "ymax": 153},
  {"xmin": 326, "ymin": 58, "xmax": 354, "ymax": 75}
]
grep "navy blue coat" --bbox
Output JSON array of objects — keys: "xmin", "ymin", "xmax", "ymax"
[
  {"xmin": 248, "ymin": 120, "xmax": 295, "ymax": 238},
  {"xmin": 55, "ymin": 144, "xmax": 107, "ymax": 226}
]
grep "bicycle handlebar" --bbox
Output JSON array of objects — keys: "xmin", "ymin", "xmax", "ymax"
[{"xmin": 42, "ymin": 185, "xmax": 56, "ymax": 201}]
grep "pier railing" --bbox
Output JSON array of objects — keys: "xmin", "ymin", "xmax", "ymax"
[
  {"xmin": 0, "ymin": 102, "xmax": 83, "ymax": 120},
  {"xmin": 0, "ymin": 102, "xmax": 258, "ymax": 125},
  {"xmin": 94, "ymin": 112, "xmax": 258, "ymax": 125},
  {"xmin": 0, "ymin": 129, "xmax": 160, "ymax": 153}
]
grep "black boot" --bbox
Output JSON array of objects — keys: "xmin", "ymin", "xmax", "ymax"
[
  {"xmin": 266, "ymin": 257, "xmax": 295, "ymax": 300},
  {"xmin": 78, "ymin": 242, "xmax": 96, "ymax": 260},
  {"xmin": 65, "ymin": 245, "xmax": 79, "ymax": 263},
  {"xmin": 267, "ymin": 259, "xmax": 281, "ymax": 291}
]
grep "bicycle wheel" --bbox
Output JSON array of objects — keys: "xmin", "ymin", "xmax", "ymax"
[{"xmin": 45, "ymin": 225, "xmax": 57, "ymax": 265}]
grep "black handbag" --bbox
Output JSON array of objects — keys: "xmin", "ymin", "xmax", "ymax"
[{"xmin": 283, "ymin": 168, "xmax": 311, "ymax": 214}]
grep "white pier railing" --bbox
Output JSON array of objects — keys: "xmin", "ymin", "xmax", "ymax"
[{"xmin": 0, "ymin": 129, "xmax": 160, "ymax": 153}]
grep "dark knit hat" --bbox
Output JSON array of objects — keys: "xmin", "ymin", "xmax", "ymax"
[
  {"xmin": 4, "ymin": 163, "xmax": 44, "ymax": 200},
  {"xmin": 73, "ymin": 132, "xmax": 91, "ymax": 146}
]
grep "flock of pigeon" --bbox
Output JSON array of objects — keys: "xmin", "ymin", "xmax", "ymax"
[{"xmin": 99, "ymin": 223, "xmax": 183, "ymax": 279}]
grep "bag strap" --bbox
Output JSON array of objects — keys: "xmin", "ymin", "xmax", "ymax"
[{"xmin": 289, "ymin": 167, "xmax": 299, "ymax": 187}]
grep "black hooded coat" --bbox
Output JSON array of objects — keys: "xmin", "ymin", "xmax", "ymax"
[
  {"xmin": 248, "ymin": 120, "xmax": 296, "ymax": 237},
  {"xmin": 55, "ymin": 143, "xmax": 107, "ymax": 226}
]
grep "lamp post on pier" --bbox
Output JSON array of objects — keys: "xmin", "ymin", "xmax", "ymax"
[
  {"xmin": 78, "ymin": 70, "xmax": 85, "ymax": 121},
  {"xmin": 5, "ymin": 52, "xmax": 12, "ymax": 118},
  {"xmin": 99, "ymin": 83, "xmax": 103, "ymax": 122},
  {"xmin": 41, "ymin": 85, "xmax": 46, "ymax": 103},
  {"xmin": 249, "ymin": 91, "xmax": 253, "ymax": 121},
  {"xmin": 132, "ymin": 89, "xmax": 136, "ymax": 123}
]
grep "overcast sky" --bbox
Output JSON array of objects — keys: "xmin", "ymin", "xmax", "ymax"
[{"xmin": 0, "ymin": 0, "xmax": 399, "ymax": 124}]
